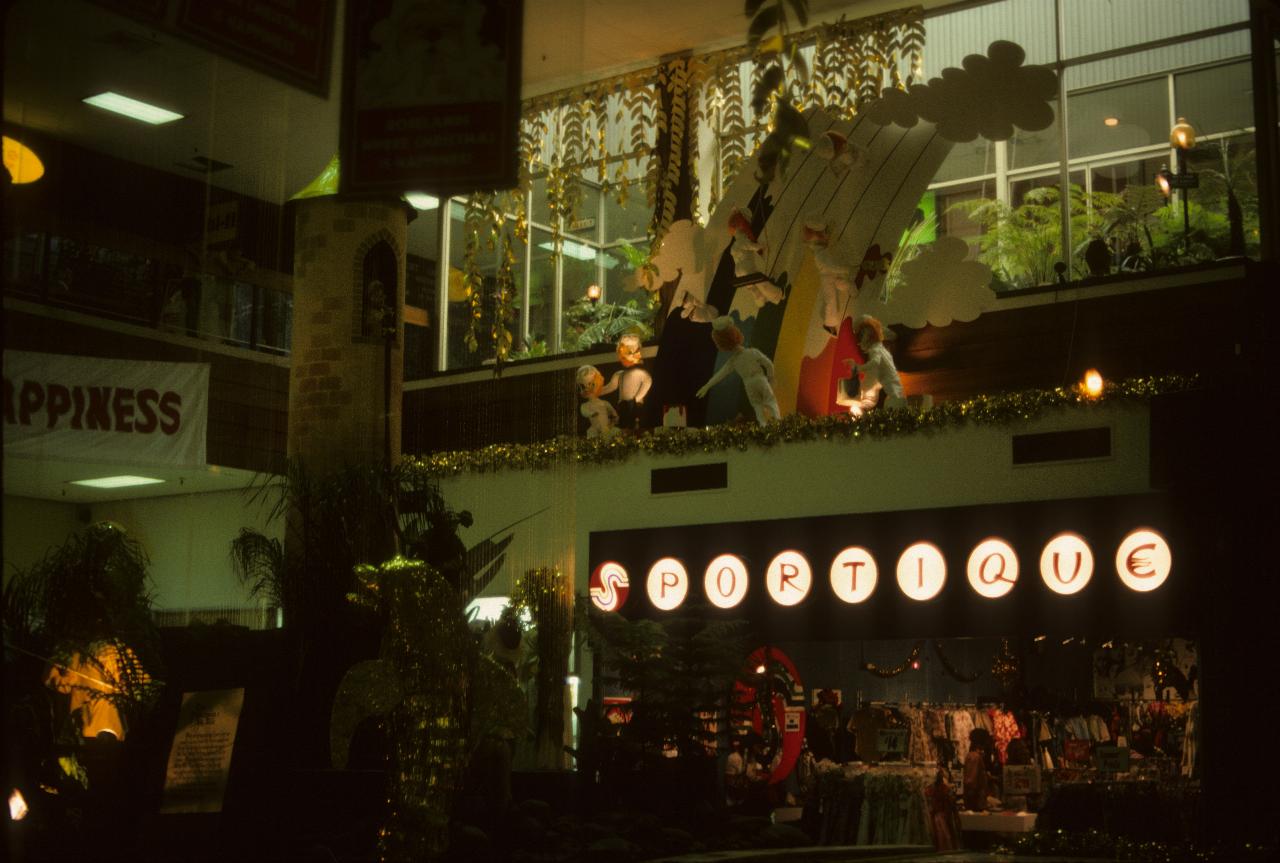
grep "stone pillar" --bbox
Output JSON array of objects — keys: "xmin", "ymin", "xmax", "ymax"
[{"xmin": 289, "ymin": 197, "xmax": 408, "ymax": 471}]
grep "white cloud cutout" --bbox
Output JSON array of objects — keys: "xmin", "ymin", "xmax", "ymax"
[
  {"xmin": 882, "ymin": 236, "xmax": 994, "ymax": 328},
  {"xmin": 864, "ymin": 41, "xmax": 1057, "ymax": 142}
]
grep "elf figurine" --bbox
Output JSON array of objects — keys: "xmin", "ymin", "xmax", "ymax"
[
  {"xmin": 600, "ymin": 333, "xmax": 652, "ymax": 431},
  {"xmin": 695, "ymin": 316, "xmax": 780, "ymax": 425},
  {"xmin": 838, "ymin": 315, "xmax": 904, "ymax": 418},
  {"xmin": 576, "ymin": 365, "xmax": 619, "ymax": 438}
]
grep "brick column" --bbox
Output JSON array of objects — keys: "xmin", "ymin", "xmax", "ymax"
[{"xmin": 289, "ymin": 197, "xmax": 408, "ymax": 472}]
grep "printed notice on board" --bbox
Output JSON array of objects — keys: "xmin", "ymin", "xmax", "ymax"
[{"xmin": 160, "ymin": 688, "xmax": 244, "ymax": 814}]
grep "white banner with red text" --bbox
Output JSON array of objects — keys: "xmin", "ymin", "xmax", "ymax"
[{"xmin": 3, "ymin": 351, "xmax": 210, "ymax": 467}]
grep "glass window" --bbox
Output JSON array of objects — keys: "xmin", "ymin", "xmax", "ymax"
[
  {"xmin": 446, "ymin": 200, "xmax": 502, "ymax": 367},
  {"xmin": 521, "ymin": 225, "xmax": 557, "ymax": 357},
  {"xmin": 935, "ymin": 180, "xmax": 999, "ymax": 249},
  {"xmin": 1009, "ymin": 99, "xmax": 1061, "ymax": 170},
  {"xmin": 404, "ymin": 323, "xmax": 432, "ymax": 380},
  {"xmin": 1175, "ymin": 61, "xmax": 1254, "ymax": 137},
  {"xmin": 921, "ymin": 0, "xmax": 1056, "ymax": 75},
  {"xmin": 256, "ymin": 288, "xmax": 292, "ymax": 355},
  {"xmin": 932, "ymin": 140, "xmax": 995, "ymax": 185},
  {"xmin": 1061, "ymin": 0, "xmax": 1247, "ymax": 60},
  {"xmin": 1068, "ymin": 77, "xmax": 1169, "ymax": 160},
  {"xmin": 560, "ymin": 243, "xmax": 601, "ymax": 350},
  {"xmin": 602, "ymin": 186, "xmax": 651, "ymax": 243},
  {"xmin": 1183, "ymin": 132, "xmax": 1258, "ymax": 258},
  {"xmin": 567, "ymin": 183, "xmax": 601, "ymax": 242}
]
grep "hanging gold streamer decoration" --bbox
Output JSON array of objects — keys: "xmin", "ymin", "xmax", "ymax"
[
  {"xmin": 512, "ymin": 567, "xmax": 574, "ymax": 769},
  {"xmin": 491, "ymin": 228, "xmax": 517, "ymax": 368},
  {"xmin": 700, "ymin": 5, "xmax": 924, "ymax": 211},
  {"xmin": 403, "ymin": 374, "xmax": 1199, "ymax": 478},
  {"xmin": 863, "ymin": 640, "xmax": 924, "ymax": 678}
]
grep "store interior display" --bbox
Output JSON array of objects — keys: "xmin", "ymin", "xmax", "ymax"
[{"xmin": 743, "ymin": 636, "xmax": 1202, "ymax": 850}]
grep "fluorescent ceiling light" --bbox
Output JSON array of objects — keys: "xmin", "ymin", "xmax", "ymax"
[
  {"xmin": 538, "ymin": 239, "xmax": 597, "ymax": 261},
  {"xmin": 69, "ymin": 475, "xmax": 166, "ymax": 489},
  {"xmin": 83, "ymin": 92, "xmax": 183, "ymax": 125},
  {"xmin": 404, "ymin": 192, "xmax": 439, "ymax": 210}
]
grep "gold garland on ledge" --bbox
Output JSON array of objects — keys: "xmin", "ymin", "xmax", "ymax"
[{"xmin": 403, "ymin": 374, "xmax": 1199, "ymax": 478}]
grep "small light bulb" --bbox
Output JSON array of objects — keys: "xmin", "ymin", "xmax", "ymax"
[
  {"xmin": 1103, "ymin": 116, "xmax": 1120, "ymax": 127},
  {"xmin": 755, "ymin": 664, "xmax": 766, "ymax": 674},
  {"xmin": 1083, "ymin": 369, "xmax": 1103, "ymax": 398},
  {"xmin": 586, "ymin": 284, "xmax": 602, "ymax": 302},
  {"xmin": 910, "ymin": 660, "xmax": 920, "ymax": 670}
]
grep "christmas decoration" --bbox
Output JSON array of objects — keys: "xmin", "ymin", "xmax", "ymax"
[
  {"xmin": 862, "ymin": 641, "xmax": 924, "ymax": 678},
  {"xmin": 404, "ymin": 375, "xmax": 1199, "ymax": 477},
  {"xmin": 991, "ymin": 638, "xmax": 1021, "ymax": 689},
  {"xmin": 932, "ymin": 639, "xmax": 983, "ymax": 683},
  {"xmin": 695, "ymin": 316, "xmax": 781, "ymax": 425}
]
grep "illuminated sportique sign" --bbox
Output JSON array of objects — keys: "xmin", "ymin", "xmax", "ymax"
[
  {"xmin": 646, "ymin": 557, "xmax": 689, "ymax": 611},
  {"xmin": 766, "ymin": 550, "xmax": 812, "ymax": 606},
  {"xmin": 1039, "ymin": 532, "xmax": 1094, "ymax": 595},
  {"xmin": 589, "ymin": 561, "xmax": 630, "ymax": 612},
  {"xmin": 1115, "ymin": 528, "xmax": 1171, "ymax": 592},
  {"xmin": 704, "ymin": 553, "xmax": 749, "ymax": 609},
  {"xmin": 967, "ymin": 538, "xmax": 1018, "ymax": 599},
  {"xmin": 829, "ymin": 546, "xmax": 877, "ymax": 604},
  {"xmin": 896, "ymin": 542, "xmax": 946, "ymax": 601},
  {"xmin": 598, "ymin": 527, "xmax": 1172, "ymax": 612}
]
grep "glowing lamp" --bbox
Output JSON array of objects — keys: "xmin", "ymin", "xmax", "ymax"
[
  {"xmin": 910, "ymin": 660, "xmax": 921, "ymax": 670},
  {"xmin": 1170, "ymin": 117, "xmax": 1196, "ymax": 150},
  {"xmin": 9, "ymin": 788, "xmax": 28, "ymax": 821},
  {"xmin": 3, "ymin": 136, "xmax": 43, "ymax": 184},
  {"xmin": 1082, "ymin": 369, "xmax": 1103, "ymax": 398},
  {"xmin": 1155, "ymin": 166, "xmax": 1173, "ymax": 198},
  {"xmin": 586, "ymin": 283, "xmax": 602, "ymax": 302},
  {"xmin": 1103, "ymin": 116, "xmax": 1120, "ymax": 127}
]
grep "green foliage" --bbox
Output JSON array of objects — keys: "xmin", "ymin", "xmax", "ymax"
[
  {"xmin": 562, "ymin": 293, "xmax": 659, "ymax": 352},
  {"xmin": 745, "ymin": 0, "xmax": 812, "ymax": 183},
  {"xmin": 957, "ymin": 158, "xmax": 1254, "ymax": 291},
  {"xmin": 3, "ymin": 522, "xmax": 162, "ymax": 715},
  {"xmin": 229, "ymin": 459, "xmax": 481, "ymax": 674},
  {"xmin": 584, "ymin": 599, "xmax": 750, "ymax": 767}
]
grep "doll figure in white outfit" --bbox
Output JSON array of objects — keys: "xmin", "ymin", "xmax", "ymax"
[
  {"xmin": 695, "ymin": 316, "xmax": 780, "ymax": 425},
  {"xmin": 577, "ymin": 365, "xmax": 619, "ymax": 438},
  {"xmin": 802, "ymin": 219, "xmax": 853, "ymax": 336},
  {"xmin": 600, "ymin": 334, "xmax": 652, "ymax": 431},
  {"xmin": 839, "ymin": 315, "xmax": 904, "ymax": 418}
]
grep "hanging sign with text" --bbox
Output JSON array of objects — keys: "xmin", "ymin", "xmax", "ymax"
[
  {"xmin": 3, "ymin": 351, "xmax": 209, "ymax": 467},
  {"xmin": 160, "ymin": 688, "xmax": 245, "ymax": 814},
  {"xmin": 340, "ymin": 0, "xmax": 523, "ymax": 196}
]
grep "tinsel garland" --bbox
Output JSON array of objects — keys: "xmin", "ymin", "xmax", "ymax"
[
  {"xmin": 862, "ymin": 640, "xmax": 923, "ymax": 677},
  {"xmin": 997, "ymin": 829, "xmax": 1274, "ymax": 862},
  {"xmin": 403, "ymin": 374, "xmax": 1199, "ymax": 478}
]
